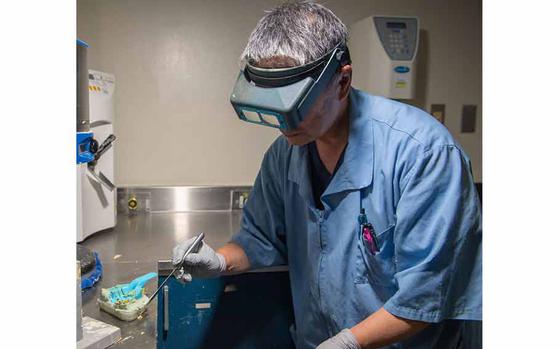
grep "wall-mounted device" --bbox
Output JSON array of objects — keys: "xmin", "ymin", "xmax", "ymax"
[{"xmin": 349, "ymin": 16, "xmax": 419, "ymax": 99}]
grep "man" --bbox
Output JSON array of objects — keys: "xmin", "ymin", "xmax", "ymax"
[{"xmin": 172, "ymin": 2, "xmax": 482, "ymax": 348}]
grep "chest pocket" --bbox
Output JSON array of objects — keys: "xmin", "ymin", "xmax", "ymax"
[{"xmin": 354, "ymin": 223, "xmax": 396, "ymax": 286}]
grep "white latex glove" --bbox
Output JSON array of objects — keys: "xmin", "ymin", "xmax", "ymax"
[
  {"xmin": 316, "ymin": 329, "xmax": 361, "ymax": 349},
  {"xmin": 172, "ymin": 237, "xmax": 226, "ymax": 283}
]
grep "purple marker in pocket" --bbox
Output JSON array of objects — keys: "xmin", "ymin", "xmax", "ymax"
[{"xmin": 362, "ymin": 223, "xmax": 379, "ymax": 254}]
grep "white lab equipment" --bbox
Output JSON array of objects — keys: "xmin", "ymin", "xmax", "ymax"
[
  {"xmin": 349, "ymin": 16, "xmax": 419, "ymax": 100},
  {"xmin": 77, "ymin": 70, "xmax": 117, "ymax": 242}
]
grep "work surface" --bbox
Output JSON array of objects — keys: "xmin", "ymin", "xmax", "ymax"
[{"xmin": 81, "ymin": 211, "xmax": 243, "ymax": 349}]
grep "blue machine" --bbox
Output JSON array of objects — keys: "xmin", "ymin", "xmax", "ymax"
[
  {"xmin": 156, "ymin": 263, "xmax": 295, "ymax": 349},
  {"xmin": 77, "ymin": 132, "xmax": 95, "ymax": 164}
]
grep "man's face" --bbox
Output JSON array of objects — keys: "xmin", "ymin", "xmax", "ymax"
[
  {"xmin": 255, "ymin": 56, "xmax": 351, "ymax": 146},
  {"xmin": 279, "ymin": 73, "xmax": 345, "ymax": 146}
]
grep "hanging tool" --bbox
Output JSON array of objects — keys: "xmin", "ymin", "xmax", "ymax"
[{"xmin": 87, "ymin": 134, "xmax": 117, "ymax": 191}]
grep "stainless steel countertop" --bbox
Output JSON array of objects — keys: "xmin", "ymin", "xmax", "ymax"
[{"xmin": 80, "ymin": 211, "xmax": 243, "ymax": 349}]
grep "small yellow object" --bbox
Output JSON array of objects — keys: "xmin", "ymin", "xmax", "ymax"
[{"xmin": 128, "ymin": 197, "xmax": 138, "ymax": 210}]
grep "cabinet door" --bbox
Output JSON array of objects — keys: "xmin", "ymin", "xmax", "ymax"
[{"xmin": 157, "ymin": 272, "xmax": 295, "ymax": 349}]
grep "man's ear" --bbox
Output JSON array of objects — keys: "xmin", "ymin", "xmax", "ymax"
[{"xmin": 338, "ymin": 64, "xmax": 352, "ymax": 100}]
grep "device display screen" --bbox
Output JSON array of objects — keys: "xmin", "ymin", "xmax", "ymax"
[{"xmin": 386, "ymin": 22, "xmax": 406, "ymax": 29}]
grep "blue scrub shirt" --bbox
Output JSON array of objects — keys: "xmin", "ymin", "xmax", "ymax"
[{"xmin": 232, "ymin": 88, "xmax": 482, "ymax": 349}]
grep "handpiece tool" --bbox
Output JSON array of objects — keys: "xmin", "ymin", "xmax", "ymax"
[{"xmin": 145, "ymin": 232, "xmax": 205, "ymax": 307}]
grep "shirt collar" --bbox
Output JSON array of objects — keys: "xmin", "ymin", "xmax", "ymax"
[{"xmin": 288, "ymin": 88, "xmax": 374, "ymax": 203}]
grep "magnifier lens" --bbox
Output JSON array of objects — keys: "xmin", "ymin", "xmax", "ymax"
[
  {"xmin": 242, "ymin": 110, "xmax": 261, "ymax": 123},
  {"xmin": 260, "ymin": 113, "xmax": 281, "ymax": 127}
]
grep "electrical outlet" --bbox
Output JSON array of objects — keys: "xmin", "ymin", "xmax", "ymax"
[
  {"xmin": 231, "ymin": 190, "xmax": 249, "ymax": 210},
  {"xmin": 461, "ymin": 105, "xmax": 477, "ymax": 133},
  {"xmin": 430, "ymin": 104, "xmax": 446, "ymax": 124}
]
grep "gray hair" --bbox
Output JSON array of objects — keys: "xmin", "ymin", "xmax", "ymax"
[{"xmin": 241, "ymin": 1, "xmax": 348, "ymax": 67}]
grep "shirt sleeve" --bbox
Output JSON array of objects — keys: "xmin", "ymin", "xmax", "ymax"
[
  {"xmin": 230, "ymin": 142, "xmax": 287, "ymax": 269},
  {"xmin": 383, "ymin": 145, "xmax": 482, "ymax": 323}
]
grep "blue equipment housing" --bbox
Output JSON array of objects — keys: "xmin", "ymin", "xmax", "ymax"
[
  {"xmin": 77, "ymin": 39, "xmax": 89, "ymax": 48},
  {"xmin": 77, "ymin": 132, "xmax": 95, "ymax": 164}
]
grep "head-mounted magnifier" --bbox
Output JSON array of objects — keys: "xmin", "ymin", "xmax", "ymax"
[{"xmin": 230, "ymin": 43, "xmax": 351, "ymax": 130}]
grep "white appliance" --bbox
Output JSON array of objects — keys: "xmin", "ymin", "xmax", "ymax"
[
  {"xmin": 77, "ymin": 70, "xmax": 116, "ymax": 242},
  {"xmin": 349, "ymin": 16, "xmax": 419, "ymax": 99}
]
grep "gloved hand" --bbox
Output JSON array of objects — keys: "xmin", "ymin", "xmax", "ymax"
[
  {"xmin": 316, "ymin": 329, "xmax": 361, "ymax": 349},
  {"xmin": 172, "ymin": 237, "xmax": 226, "ymax": 283}
]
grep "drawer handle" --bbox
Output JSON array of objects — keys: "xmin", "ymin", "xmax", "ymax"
[{"xmin": 163, "ymin": 285, "xmax": 169, "ymax": 333}]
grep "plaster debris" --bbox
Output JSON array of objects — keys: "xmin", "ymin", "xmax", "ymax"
[{"xmin": 119, "ymin": 336, "xmax": 133, "ymax": 343}]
